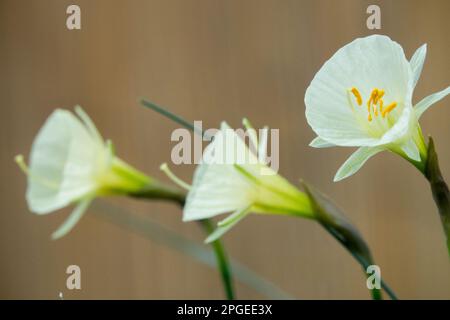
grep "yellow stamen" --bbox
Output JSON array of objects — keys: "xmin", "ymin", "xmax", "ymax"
[
  {"xmin": 366, "ymin": 108, "xmax": 372, "ymax": 121},
  {"xmin": 350, "ymin": 87, "xmax": 363, "ymax": 106},
  {"xmin": 382, "ymin": 102, "xmax": 397, "ymax": 118},
  {"xmin": 374, "ymin": 90, "xmax": 384, "ymax": 104},
  {"xmin": 159, "ymin": 163, "xmax": 191, "ymax": 191},
  {"xmin": 367, "ymin": 89, "xmax": 379, "ymax": 116},
  {"xmin": 15, "ymin": 154, "xmax": 59, "ymax": 189},
  {"xmin": 348, "ymin": 87, "xmax": 396, "ymax": 123},
  {"xmin": 368, "ymin": 89, "xmax": 377, "ymax": 105},
  {"xmin": 372, "ymin": 88, "xmax": 379, "ymax": 99},
  {"xmin": 15, "ymin": 154, "xmax": 29, "ymax": 174}
]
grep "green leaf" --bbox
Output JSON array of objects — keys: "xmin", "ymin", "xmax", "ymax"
[
  {"xmin": 141, "ymin": 99, "xmax": 208, "ymax": 138},
  {"xmin": 92, "ymin": 201, "xmax": 294, "ymax": 299}
]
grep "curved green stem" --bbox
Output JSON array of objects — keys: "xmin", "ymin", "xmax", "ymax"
[
  {"xmin": 200, "ymin": 219, "xmax": 235, "ymax": 299},
  {"xmin": 139, "ymin": 99, "xmax": 239, "ymax": 298},
  {"xmin": 129, "ymin": 185, "xmax": 235, "ymax": 299},
  {"xmin": 325, "ymin": 226, "xmax": 397, "ymax": 300},
  {"xmin": 128, "ymin": 181, "xmax": 186, "ymax": 205},
  {"xmin": 423, "ymin": 138, "xmax": 450, "ymax": 256},
  {"xmin": 92, "ymin": 201, "xmax": 291, "ymax": 299},
  {"xmin": 301, "ymin": 181, "xmax": 398, "ymax": 300}
]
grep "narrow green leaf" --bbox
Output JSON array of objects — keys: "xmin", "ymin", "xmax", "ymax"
[
  {"xmin": 140, "ymin": 98, "xmax": 209, "ymax": 138},
  {"xmin": 92, "ymin": 201, "xmax": 294, "ymax": 299}
]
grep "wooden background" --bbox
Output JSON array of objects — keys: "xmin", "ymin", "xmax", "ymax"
[{"xmin": 1, "ymin": 0, "xmax": 449, "ymax": 299}]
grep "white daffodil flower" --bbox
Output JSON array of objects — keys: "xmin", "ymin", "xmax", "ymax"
[
  {"xmin": 305, "ymin": 35, "xmax": 450, "ymax": 181},
  {"xmin": 161, "ymin": 120, "xmax": 314, "ymax": 243},
  {"xmin": 16, "ymin": 106, "xmax": 152, "ymax": 239}
]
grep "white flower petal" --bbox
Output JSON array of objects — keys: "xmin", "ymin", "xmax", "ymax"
[
  {"xmin": 309, "ymin": 137, "xmax": 336, "ymax": 148},
  {"xmin": 242, "ymin": 118, "xmax": 258, "ymax": 152},
  {"xmin": 334, "ymin": 147, "xmax": 383, "ymax": 182},
  {"xmin": 74, "ymin": 106, "xmax": 104, "ymax": 145},
  {"xmin": 183, "ymin": 163, "xmax": 254, "ymax": 221},
  {"xmin": 410, "ymin": 44, "xmax": 427, "ymax": 89},
  {"xmin": 51, "ymin": 197, "xmax": 92, "ymax": 239},
  {"xmin": 378, "ymin": 105, "xmax": 414, "ymax": 145},
  {"xmin": 257, "ymin": 126, "xmax": 269, "ymax": 162},
  {"xmin": 305, "ymin": 35, "xmax": 413, "ymax": 146},
  {"xmin": 184, "ymin": 120, "xmax": 314, "ymax": 221},
  {"xmin": 26, "ymin": 110, "xmax": 100, "ymax": 214},
  {"xmin": 205, "ymin": 207, "xmax": 251, "ymax": 243},
  {"xmin": 183, "ymin": 122, "xmax": 257, "ymax": 221},
  {"xmin": 400, "ymin": 138, "xmax": 421, "ymax": 162},
  {"xmin": 414, "ymin": 86, "xmax": 450, "ymax": 119}
]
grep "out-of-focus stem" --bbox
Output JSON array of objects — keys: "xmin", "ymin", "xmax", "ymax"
[
  {"xmin": 199, "ymin": 219, "xmax": 235, "ymax": 300},
  {"xmin": 130, "ymin": 185, "xmax": 235, "ymax": 299},
  {"xmin": 301, "ymin": 181, "xmax": 398, "ymax": 300},
  {"xmin": 129, "ymin": 181, "xmax": 186, "ymax": 206},
  {"xmin": 324, "ymin": 225, "xmax": 397, "ymax": 300}
]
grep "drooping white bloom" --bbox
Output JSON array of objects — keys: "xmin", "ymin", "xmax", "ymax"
[
  {"xmin": 172, "ymin": 121, "xmax": 314, "ymax": 243},
  {"xmin": 16, "ymin": 107, "xmax": 152, "ymax": 239},
  {"xmin": 305, "ymin": 35, "xmax": 450, "ymax": 181}
]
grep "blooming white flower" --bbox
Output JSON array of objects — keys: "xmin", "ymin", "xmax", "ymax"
[
  {"xmin": 16, "ymin": 106, "xmax": 152, "ymax": 239},
  {"xmin": 163, "ymin": 120, "xmax": 314, "ymax": 243},
  {"xmin": 305, "ymin": 35, "xmax": 450, "ymax": 181}
]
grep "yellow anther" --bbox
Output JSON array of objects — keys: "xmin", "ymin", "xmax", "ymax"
[
  {"xmin": 374, "ymin": 90, "xmax": 384, "ymax": 104},
  {"xmin": 370, "ymin": 88, "xmax": 377, "ymax": 99},
  {"xmin": 382, "ymin": 102, "xmax": 397, "ymax": 118},
  {"xmin": 348, "ymin": 87, "xmax": 395, "ymax": 123},
  {"xmin": 15, "ymin": 154, "xmax": 29, "ymax": 175},
  {"xmin": 367, "ymin": 89, "xmax": 378, "ymax": 112},
  {"xmin": 351, "ymin": 87, "xmax": 363, "ymax": 106},
  {"xmin": 366, "ymin": 99, "xmax": 373, "ymax": 119}
]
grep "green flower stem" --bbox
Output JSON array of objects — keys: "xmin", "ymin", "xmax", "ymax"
[
  {"xmin": 325, "ymin": 225, "xmax": 397, "ymax": 300},
  {"xmin": 128, "ymin": 180, "xmax": 186, "ymax": 206},
  {"xmin": 199, "ymin": 219, "xmax": 235, "ymax": 300},
  {"xmin": 139, "ymin": 100, "xmax": 238, "ymax": 297},
  {"xmin": 423, "ymin": 138, "xmax": 450, "ymax": 256},
  {"xmin": 129, "ymin": 185, "xmax": 235, "ymax": 299},
  {"xmin": 92, "ymin": 201, "xmax": 293, "ymax": 299},
  {"xmin": 320, "ymin": 224, "xmax": 381, "ymax": 300},
  {"xmin": 301, "ymin": 181, "xmax": 398, "ymax": 300},
  {"xmin": 400, "ymin": 135, "xmax": 450, "ymax": 256}
]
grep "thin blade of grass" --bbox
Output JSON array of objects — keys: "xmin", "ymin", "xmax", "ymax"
[{"xmin": 92, "ymin": 201, "xmax": 293, "ymax": 299}]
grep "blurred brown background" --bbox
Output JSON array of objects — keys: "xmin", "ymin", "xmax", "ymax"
[{"xmin": 1, "ymin": 0, "xmax": 449, "ymax": 299}]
